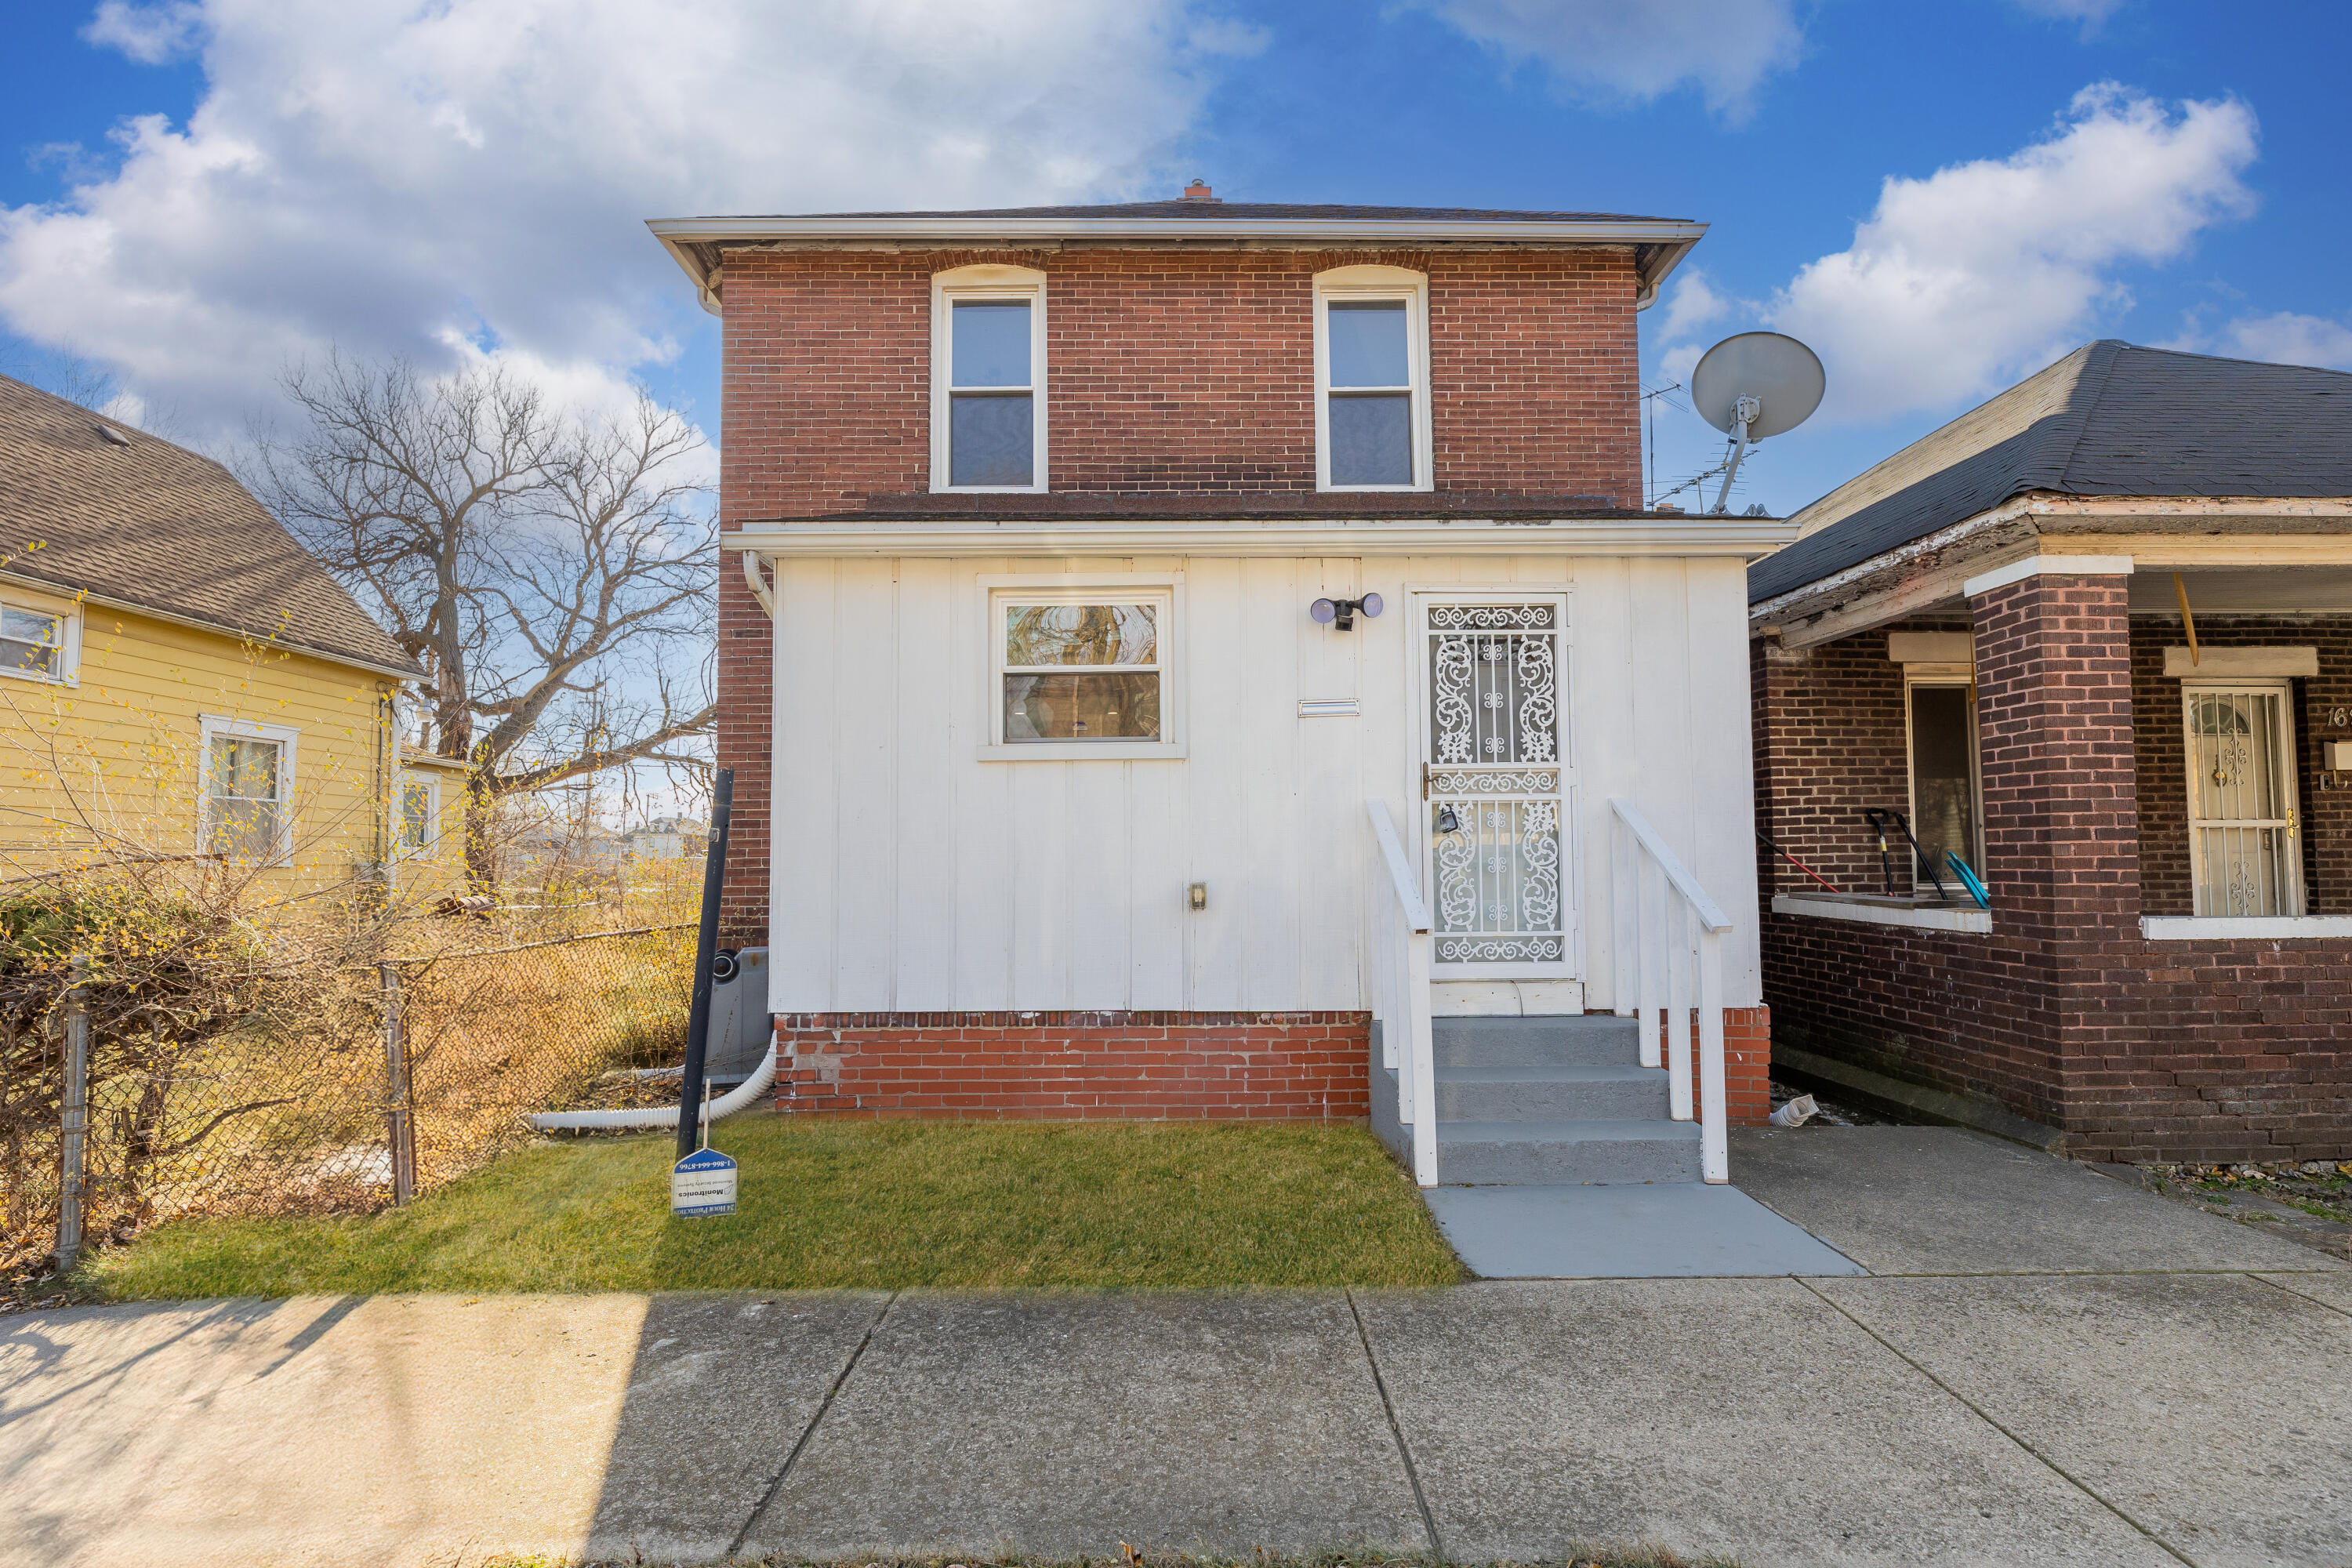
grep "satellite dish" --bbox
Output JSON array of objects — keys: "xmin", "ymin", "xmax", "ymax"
[{"xmin": 1688, "ymin": 332, "xmax": 1824, "ymax": 514}]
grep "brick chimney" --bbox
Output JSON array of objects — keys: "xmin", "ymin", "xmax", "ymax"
[{"xmin": 1182, "ymin": 178, "xmax": 1219, "ymax": 203}]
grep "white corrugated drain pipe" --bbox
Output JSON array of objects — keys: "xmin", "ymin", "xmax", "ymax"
[{"xmin": 528, "ymin": 1044, "xmax": 779, "ymax": 1132}]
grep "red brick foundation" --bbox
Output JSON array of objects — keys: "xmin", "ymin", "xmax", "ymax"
[
  {"xmin": 1631, "ymin": 1007, "xmax": 1772, "ymax": 1127},
  {"xmin": 771, "ymin": 1011, "xmax": 1371, "ymax": 1120}
]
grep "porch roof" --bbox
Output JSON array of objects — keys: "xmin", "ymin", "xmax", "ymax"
[{"xmin": 1749, "ymin": 342, "xmax": 2352, "ymax": 606}]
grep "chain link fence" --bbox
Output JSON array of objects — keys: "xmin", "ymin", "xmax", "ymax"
[{"xmin": 4, "ymin": 918, "xmax": 695, "ymax": 1281}]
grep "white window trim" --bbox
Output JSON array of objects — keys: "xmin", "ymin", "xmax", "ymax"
[
  {"xmin": 1773, "ymin": 894, "xmax": 1993, "ymax": 934},
  {"xmin": 0, "ymin": 589, "xmax": 82, "ymax": 687},
  {"xmin": 1902, "ymin": 664, "xmax": 1985, "ymax": 900},
  {"xmin": 2182, "ymin": 677, "xmax": 2304, "ymax": 918},
  {"xmin": 2143, "ymin": 915, "xmax": 2352, "ymax": 939},
  {"xmin": 397, "ymin": 771, "xmax": 442, "ymax": 855},
  {"xmin": 977, "ymin": 572, "xmax": 1185, "ymax": 760},
  {"xmin": 1313, "ymin": 264, "xmax": 1433, "ymax": 494},
  {"xmin": 197, "ymin": 713, "xmax": 299, "ymax": 866},
  {"xmin": 931, "ymin": 264, "xmax": 1048, "ymax": 495}
]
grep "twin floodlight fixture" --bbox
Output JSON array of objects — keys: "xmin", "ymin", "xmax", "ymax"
[{"xmin": 1309, "ymin": 593, "xmax": 1383, "ymax": 630}]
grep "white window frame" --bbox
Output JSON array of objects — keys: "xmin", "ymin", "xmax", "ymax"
[
  {"xmin": 397, "ymin": 771, "xmax": 441, "ymax": 855},
  {"xmin": 0, "ymin": 588, "xmax": 82, "ymax": 686},
  {"xmin": 1313, "ymin": 264, "xmax": 1433, "ymax": 494},
  {"xmin": 977, "ymin": 573, "xmax": 1185, "ymax": 761},
  {"xmin": 2182, "ymin": 677, "xmax": 2304, "ymax": 918},
  {"xmin": 931, "ymin": 263, "xmax": 1048, "ymax": 495},
  {"xmin": 197, "ymin": 714, "xmax": 299, "ymax": 866},
  {"xmin": 1901, "ymin": 664, "xmax": 1984, "ymax": 898}
]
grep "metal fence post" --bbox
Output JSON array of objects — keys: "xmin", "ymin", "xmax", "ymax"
[
  {"xmin": 56, "ymin": 954, "xmax": 90, "ymax": 1272},
  {"xmin": 380, "ymin": 963, "xmax": 416, "ymax": 1206}
]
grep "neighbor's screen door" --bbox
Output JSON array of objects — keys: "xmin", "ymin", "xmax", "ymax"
[
  {"xmin": 1421, "ymin": 597, "xmax": 1572, "ymax": 975},
  {"xmin": 2184, "ymin": 681, "xmax": 2303, "ymax": 917}
]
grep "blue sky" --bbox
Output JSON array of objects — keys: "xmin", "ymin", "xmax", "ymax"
[{"xmin": 2, "ymin": 0, "xmax": 2347, "ymax": 516}]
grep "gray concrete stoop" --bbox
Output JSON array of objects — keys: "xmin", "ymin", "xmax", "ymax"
[{"xmin": 1378, "ymin": 1014, "xmax": 1860, "ymax": 1277}]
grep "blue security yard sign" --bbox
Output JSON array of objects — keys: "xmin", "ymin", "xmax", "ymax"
[{"xmin": 670, "ymin": 1145, "xmax": 739, "ymax": 1218}]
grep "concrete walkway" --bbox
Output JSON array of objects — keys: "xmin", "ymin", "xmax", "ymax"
[{"xmin": 4, "ymin": 1130, "xmax": 2348, "ymax": 1568}]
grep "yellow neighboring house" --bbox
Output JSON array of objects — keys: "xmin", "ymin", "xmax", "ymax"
[{"xmin": 0, "ymin": 375, "xmax": 463, "ymax": 902}]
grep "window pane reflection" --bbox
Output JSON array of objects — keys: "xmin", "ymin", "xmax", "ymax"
[
  {"xmin": 1004, "ymin": 604, "xmax": 1156, "ymax": 666},
  {"xmin": 949, "ymin": 393, "xmax": 1033, "ymax": 486},
  {"xmin": 1330, "ymin": 394, "xmax": 1412, "ymax": 485},
  {"xmin": 1003, "ymin": 672, "xmax": 1161, "ymax": 741}
]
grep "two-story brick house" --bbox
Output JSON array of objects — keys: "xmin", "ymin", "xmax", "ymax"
[{"xmin": 652, "ymin": 188, "xmax": 1796, "ymax": 1187}]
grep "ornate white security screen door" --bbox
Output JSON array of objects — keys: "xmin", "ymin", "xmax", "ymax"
[
  {"xmin": 1417, "ymin": 596, "xmax": 1574, "ymax": 977},
  {"xmin": 2183, "ymin": 681, "xmax": 2303, "ymax": 916}
]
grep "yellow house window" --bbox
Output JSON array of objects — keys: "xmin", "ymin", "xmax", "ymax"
[
  {"xmin": 199, "ymin": 716, "xmax": 297, "ymax": 864},
  {"xmin": 399, "ymin": 774, "xmax": 440, "ymax": 854}
]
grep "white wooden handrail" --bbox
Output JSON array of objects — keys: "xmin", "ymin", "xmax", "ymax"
[
  {"xmin": 1608, "ymin": 797, "xmax": 1731, "ymax": 1184},
  {"xmin": 1610, "ymin": 799, "xmax": 1733, "ymax": 932},
  {"xmin": 1367, "ymin": 798, "xmax": 1432, "ymax": 933},
  {"xmin": 1366, "ymin": 800, "xmax": 1438, "ymax": 1186}
]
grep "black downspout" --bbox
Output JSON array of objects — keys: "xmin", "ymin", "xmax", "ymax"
[{"xmin": 677, "ymin": 768, "xmax": 735, "ymax": 1162}]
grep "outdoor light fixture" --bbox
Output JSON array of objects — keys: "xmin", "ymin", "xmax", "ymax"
[{"xmin": 1308, "ymin": 593, "xmax": 1384, "ymax": 630}]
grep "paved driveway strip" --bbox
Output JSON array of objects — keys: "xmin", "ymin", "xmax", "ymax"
[
  {"xmin": 1732, "ymin": 1127, "xmax": 2343, "ymax": 1275},
  {"xmin": 1352, "ymin": 1278, "xmax": 2180, "ymax": 1568},
  {"xmin": 1812, "ymin": 1272, "xmax": 2352, "ymax": 1568},
  {"xmin": 736, "ymin": 1290, "xmax": 1430, "ymax": 1559}
]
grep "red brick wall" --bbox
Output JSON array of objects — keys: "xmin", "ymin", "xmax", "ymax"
[
  {"xmin": 771, "ymin": 1011, "xmax": 1370, "ymax": 1121},
  {"xmin": 1751, "ymin": 622, "xmax": 1964, "ymax": 898},
  {"xmin": 1635, "ymin": 1007, "xmax": 1772, "ymax": 1126},
  {"xmin": 1755, "ymin": 579, "xmax": 2352, "ymax": 1163},
  {"xmin": 718, "ymin": 246, "xmax": 1642, "ymax": 518},
  {"xmin": 2131, "ymin": 615, "xmax": 2352, "ymax": 916}
]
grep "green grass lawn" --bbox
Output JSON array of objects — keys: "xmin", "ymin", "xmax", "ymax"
[{"xmin": 85, "ymin": 1117, "xmax": 1464, "ymax": 1298}]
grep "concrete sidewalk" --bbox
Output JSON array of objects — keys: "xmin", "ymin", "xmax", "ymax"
[{"xmin": 4, "ymin": 1131, "xmax": 2348, "ymax": 1568}]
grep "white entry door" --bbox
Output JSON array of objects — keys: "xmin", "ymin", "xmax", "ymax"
[
  {"xmin": 1417, "ymin": 595, "xmax": 1575, "ymax": 977},
  {"xmin": 2184, "ymin": 681, "xmax": 2303, "ymax": 916}
]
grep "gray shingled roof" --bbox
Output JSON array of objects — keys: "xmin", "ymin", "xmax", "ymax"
[
  {"xmin": 1750, "ymin": 341, "xmax": 2352, "ymax": 604},
  {"xmin": 788, "ymin": 200, "xmax": 1690, "ymax": 223},
  {"xmin": 0, "ymin": 376, "xmax": 422, "ymax": 675}
]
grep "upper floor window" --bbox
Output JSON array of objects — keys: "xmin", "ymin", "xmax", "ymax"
[
  {"xmin": 1314, "ymin": 265, "xmax": 1432, "ymax": 492},
  {"xmin": 932, "ymin": 264, "xmax": 1047, "ymax": 492},
  {"xmin": 0, "ymin": 594, "xmax": 79, "ymax": 684}
]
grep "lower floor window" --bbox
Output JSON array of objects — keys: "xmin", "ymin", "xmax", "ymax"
[
  {"xmin": 2185, "ymin": 681, "xmax": 2302, "ymax": 916},
  {"xmin": 201, "ymin": 718, "xmax": 295, "ymax": 862},
  {"xmin": 1905, "ymin": 678, "xmax": 1981, "ymax": 891},
  {"xmin": 399, "ymin": 775, "xmax": 439, "ymax": 853}
]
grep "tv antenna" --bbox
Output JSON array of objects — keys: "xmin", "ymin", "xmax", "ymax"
[{"xmin": 1688, "ymin": 332, "xmax": 1824, "ymax": 514}]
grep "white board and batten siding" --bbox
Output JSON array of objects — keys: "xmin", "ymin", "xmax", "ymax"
[{"xmin": 748, "ymin": 520, "xmax": 1787, "ymax": 1018}]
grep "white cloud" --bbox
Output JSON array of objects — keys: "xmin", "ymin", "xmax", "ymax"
[
  {"xmin": 82, "ymin": 1, "xmax": 205, "ymax": 64},
  {"xmin": 2006, "ymin": 0, "xmax": 2126, "ymax": 34},
  {"xmin": 2189, "ymin": 311, "xmax": 2352, "ymax": 372},
  {"xmin": 1410, "ymin": 0, "xmax": 1803, "ymax": 123},
  {"xmin": 1769, "ymin": 84, "xmax": 2258, "ymax": 423},
  {"xmin": 1653, "ymin": 270, "xmax": 1730, "ymax": 347},
  {"xmin": 4, "ymin": 0, "xmax": 1244, "ymax": 442}
]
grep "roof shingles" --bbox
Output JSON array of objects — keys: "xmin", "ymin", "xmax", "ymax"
[
  {"xmin": 0, "ymin": 376, "xmax": 419, "ymax": 675},
  {"xmin": 1752, "ymin": 342, "xmax": 2352, "ymax": 604}
]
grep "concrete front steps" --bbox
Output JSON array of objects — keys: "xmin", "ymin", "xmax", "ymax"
[{"xmin": 1375, "ymin": 1014, "xmax": 1700, "ymax": 1185}]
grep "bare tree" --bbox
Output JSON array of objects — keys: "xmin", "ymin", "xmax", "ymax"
[{"xmin": 260, "ymin": 354, "xmax": 715, "ymax": 884}]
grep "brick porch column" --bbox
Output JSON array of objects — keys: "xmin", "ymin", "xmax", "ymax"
[{"xmin": 1965, "ymin": 554, "xmax": 2140, "ymax": 1131}]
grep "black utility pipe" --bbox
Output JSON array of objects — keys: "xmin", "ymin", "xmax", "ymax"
[{"xmin": 676, "ymin": 768, "xmax": 735, "ymax": 1162}]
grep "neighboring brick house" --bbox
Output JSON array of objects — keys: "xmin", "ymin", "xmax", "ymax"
[
  {"xmin": 1750, "ymin": 341, "xmax": 2352, "ymax": 1163},
  {"xmin": 652, "ymin": 189, "xmax": 1795, "ymax": 1187}
]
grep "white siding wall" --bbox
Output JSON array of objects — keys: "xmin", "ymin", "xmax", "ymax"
[{"xmin": 766, "ymin": 553, "xmax": 1761, "ymax": 1013}]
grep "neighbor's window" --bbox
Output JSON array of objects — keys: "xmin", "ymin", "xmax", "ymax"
[
  {"xmin": 1905, "ymin": 679, "xmax": 1982, "ymax": 892},
  {"xmin": 998, "ymin": 597, "xmax": 1165, "ymax": 743},
  {"xmin": 0, "ymin": 602, "xmax": 71, "ymax": 681},
  {"xmin": 399, "ymin": 775, "xmax": 437, "ymax": 853},
  {"xmin": 2184, "ymin": 681, "xmax": 2303, "ymax": 917},
  {"xmin": 201, "ymin": 720, "xmax": 295, "ymax": 862},
  {"xmin": 933, "ymin": 265, "xmax": 1046, "ymax": 492},
  {"xmin": 1315, "ymin": 265, "xmax": 1431, "ymax": 492}
]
